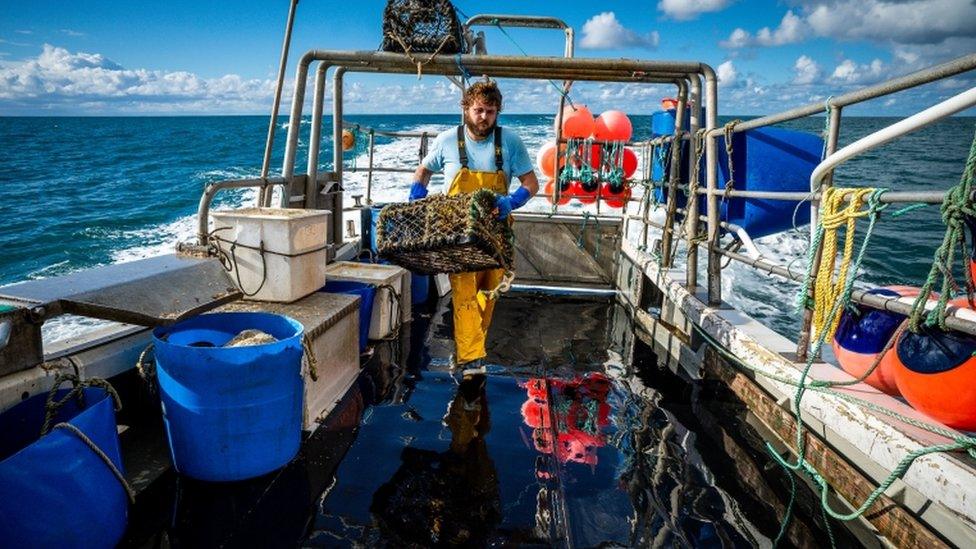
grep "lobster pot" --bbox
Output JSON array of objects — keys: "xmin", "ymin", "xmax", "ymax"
[
  {"xmin": 0, "ymin": 387, "xmax": 128, "ymax": 548},
  {"xmin": 381, "ymin": 0, "xmax": 464, "ymax": 54},
  {"xmin": 376, "ymin": 190, "xmax": 514, "ymax": 275}
]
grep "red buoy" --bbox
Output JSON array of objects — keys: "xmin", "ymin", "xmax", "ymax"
[
  {"xmin": 889, "ymin": 297, "xmax": 976, "ymax": 430},
  {"xmin": 601, "ymin": 182, "xmax": 631, "ymax": 209},
  {"xmin": 571, "ymin": 180, "xmax": 598, "ymax": 204},
  {"xmin": 832, "ymin": 285, "xmax": 922, "ymax": 395}
]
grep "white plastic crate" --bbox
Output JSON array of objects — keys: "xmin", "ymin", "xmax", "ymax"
[
  {"xmin": 211, "ymin": 208, "xmax": 330, "ymax": 303},
  {"xmin": 324, "ymin": 261, "xmax": 410, "ymax": 339}
]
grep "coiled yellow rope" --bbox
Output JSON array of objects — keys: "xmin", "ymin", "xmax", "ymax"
[{"xmin": 812, "ymin": 187, "xmax": 875, "ymax": 341}]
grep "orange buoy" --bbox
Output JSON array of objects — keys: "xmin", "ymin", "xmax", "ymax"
[
  {"xmin": 622, "ymin": 148, "xmax": 637, "ymax": 178},
  {"xmin": 832, "ymin": 286, "xmax": 922, "ymax": 395},
  {"xmin": 544, "ymin": 179, "xmax": 571, "ymax": 205},
  {"xmin": 536, "ymin": 142, "xmax": 565, "ymax": 178},
  {"xmin": 890, "ymin": 297, "xmax": 976, "ymax": 430},
  {"xmin": 594, "ymin": 110, "xmax": 633, "ymax": 142},
  {"xmin": 601, "ymin": 182, "xmax": 631, "ymax": 209},
  {"xmin": 558, "ymin": 105, "xmax": 595, "ymax": 139},
  {"xmin": 341, "ymin": 129, "xmax": 355, "ymax": 151}
]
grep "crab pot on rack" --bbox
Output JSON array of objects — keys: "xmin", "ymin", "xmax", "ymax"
[{"xmin": 375, "ymin": 189, "xmax": 514, "ymax": 276}]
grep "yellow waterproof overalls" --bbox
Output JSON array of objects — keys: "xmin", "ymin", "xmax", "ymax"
[{"xmin": 448, "ymin": 125, "xmax": 509, "ymax": 364}]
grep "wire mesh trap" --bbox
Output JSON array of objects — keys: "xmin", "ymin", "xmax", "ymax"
[{"xmin": 375, "ymin": 189, "xmax": 514, "ymax": 275}]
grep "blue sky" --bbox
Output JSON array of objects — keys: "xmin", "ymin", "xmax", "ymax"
[{"xmin": 1, "ymin": 0, "xmax": 973, "ymax": 115}]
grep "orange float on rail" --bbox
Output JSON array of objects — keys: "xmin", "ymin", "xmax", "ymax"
[
  {"xmin": 593, "ymin": 110, "xmax": 633, "ymax": 142},
  {"xmin": 536, "ymin": 142, "xmax": 566, "ymax": 178},
  {"xmin": 341, "ymin": 129, "xmax": 355, "ymax": 151},
  {"xmin": 558, "ymin": 105, "xmax": 595, "ymax": 139},
  {"xmin": 832, "ymin": 285, "xmax": 922, "ymax": 395},
  {"xmin": 888, "ymin": 297, "xmax": 976, "ymax": 430}
]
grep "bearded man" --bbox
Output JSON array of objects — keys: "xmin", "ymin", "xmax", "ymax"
[{"xmin": 408, "ymin": 79, "xmax": 539, "ymax": 376}]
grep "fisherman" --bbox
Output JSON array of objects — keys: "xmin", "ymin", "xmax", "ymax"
[{"xmin": 408, "ymin": 78, "xmax": 539, "ymax": 376}]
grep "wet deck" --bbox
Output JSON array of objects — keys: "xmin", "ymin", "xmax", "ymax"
[{"xmin": 122, "ymin": 294, "xmax": 850, "ymax": 547}]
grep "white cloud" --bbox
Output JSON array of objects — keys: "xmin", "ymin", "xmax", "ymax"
[
  {"xmin": 580, "ymin": 12, "xmax": 659, "ymax": 50},
  {"xmin": 658, "ymin": 0, "xmax": 733, "ymax": 20},
  {"xmin": 721, "ymin": 11, "xmax": 809, "ymax": 48},
  {"xmin": 805, "ymin": 0, "xmax": 976, "ymax": 45},
  {"xmin": 60, "ymin": 29, "xmax": 86, "ymax": 37},
  {"xmin": 0, "ymin": 44, "xmax": 277, "ymax": 113},
  {"xmin": 793, "ymin": 55, "xmax": 821, "ymax": 85},
  {"xmin": 717, "ymin": 60, "xmax": 738, "ymax": 87},
  {"xmin": 15, "ymin": 30, "xmax": 32, "ymax": 35},
  {"xmin": 722, "ymin": 1, "xmax": 976, "ymax": 48},
  {"xmin": 829, "ymin": 58, "xmax": 886, "ymax": 84}
]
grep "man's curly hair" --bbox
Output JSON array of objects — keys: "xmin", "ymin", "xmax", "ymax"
[{"xmin": 461, "ymin": 80, "xmax": 503, "ymax": 112}]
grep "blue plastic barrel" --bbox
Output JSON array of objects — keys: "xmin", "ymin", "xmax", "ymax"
[
  {"xmin": 322, "ymin": 280, "xmax": 375, "ymax": 352},
  {"xmin": 368, "ymin": 205, "xmax": 387, "ymax": 254},
  {"xmin": 0, "ymin": 387, "xmax": 128, "ymax": 548},
  {"xmin": 153, "ymin": 312, "xmax": 304, "ymax": 482}
]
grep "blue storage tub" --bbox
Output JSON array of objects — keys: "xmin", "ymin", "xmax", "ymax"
[
  {"xmin": 0, "ymin": 386, "xmax": 128, "ymax": 548},
  {"xmin": 654, "ymin": 125, "xmax": 822, "ymax": 238},
  {"xmin": 322, "ymin": 280, "xmax": 375, "ymax": 352},
  {"xmin": 153, "ymin": 312, "xmax": 304, "ymax": 482}
]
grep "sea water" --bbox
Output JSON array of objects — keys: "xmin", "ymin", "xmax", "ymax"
[{"xmin": 0, "ymin": 114, "xmax": 974, "ymax": 341}]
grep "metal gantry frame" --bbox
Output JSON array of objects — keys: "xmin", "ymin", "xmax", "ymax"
[{"xmin": 195, "ymin": 17, "xmax": 976, "ymax": 356}]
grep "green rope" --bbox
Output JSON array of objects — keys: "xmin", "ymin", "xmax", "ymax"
[
  {"xmin": 691, "ymin": 318, "xmax": 976, "ymax": 526},
  {"xmin": 576, "ymin": 212, "xmax": 601, "ymax": 260},
  {"xmin": 907, "ymin": 126, "xmax": 976, "ymax": 331}
]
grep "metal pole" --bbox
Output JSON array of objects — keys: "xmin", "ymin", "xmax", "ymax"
[
  {"xmin": 366, "ymin": 130, "xmax": 376, "ymax": 204},
  {"xmin": 305, "ymin": 62, "xmax": 329, "ymax": 207},
  {"xmin": 331, "ymin": 67, "xmax": 345, "ymax": 246},
  {"xmin": 260, "ymin": 0, "xmax": 300, "ymax": 207},
  {"xmin": 707, "ymin": 54, "xmax": 976, "ymax": 137},
  {"xmin": 685, "ymin": 74, "xmax": 702, "ymax": 291},
  {"xmin": 702, "ymin": 65, "xmax": 720, "ymax": 305},
  {"xmin": 660, "ymin": 80, "xmax": 688, "ymax": 267},
  {"xmin": 796, "ymin": 104, "xmax": 842, "ymax": 360},
  {"xmin": 811, "ymin": 87, "xmax": 976, "ymax": 190},
  {"xmin": 279, "ymin": 52, "xmax": 315, "ymax": 207}
]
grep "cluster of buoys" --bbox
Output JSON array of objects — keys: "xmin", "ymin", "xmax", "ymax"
[
  {"xmin": 520, "ymin": 373, "xmax": 611, "ymax": 466},
  {"xmin": 833, "ymin": 286, "xmax": 976, "ymax": 430},
  {"xmin": 537, "ymin": 106, "xmax": 638, "ymax": 208}
]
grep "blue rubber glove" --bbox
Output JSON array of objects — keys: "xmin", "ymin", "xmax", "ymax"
[
  {"xmin": 495, "ymin": 186, "xmax": 532, "ymax": 220},
  {"xmin": 408, "ymin": 181, "xmax": 428, "ymax": 202}
]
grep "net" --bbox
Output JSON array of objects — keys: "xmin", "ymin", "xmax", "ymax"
[
  {"xmin": 376, "ymin": 189, "xmax": 514, "ymax": 275},
  {"xmin": 381, "ymin": 0, "xmax": 465, "ymax": 55}
]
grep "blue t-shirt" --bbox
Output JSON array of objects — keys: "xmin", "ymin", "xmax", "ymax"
[{"xmin": 422, "ymin": 126, "xmax": 534, "ymax": 193}]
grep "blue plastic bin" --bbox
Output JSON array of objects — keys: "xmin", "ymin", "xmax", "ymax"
[
  {"xmin": 153, "ymin": 312, "xmax": 304, "ymax": 482},
  {"xmin": 322, "ymin": 280, "xmax": 375, "ymax": 352},
  {"xmin": 411, "ymin": 273, "xmax": 429, "ymax": 305},
  {"xmin": 0, "ymin": 387, "xmax": 128, "ymax": 548}
]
